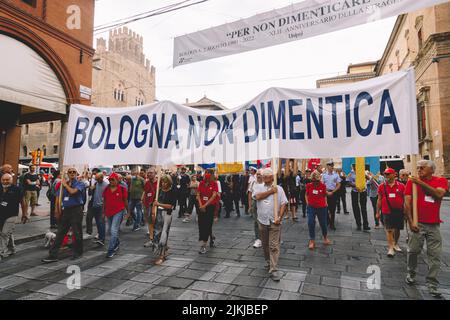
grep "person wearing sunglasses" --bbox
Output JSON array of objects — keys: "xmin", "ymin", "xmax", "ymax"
[
  {"xmin": 404, "ymin": 159, "xmax": 448, "ymax": 298},
  {"xmin": 42, "ymin": 168, "xmax": 86, "ymax": 263}
]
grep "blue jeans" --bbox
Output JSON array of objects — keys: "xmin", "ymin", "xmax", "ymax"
[
  {"xmin": 92, "ymin": 206, "xmax": 105, "ymax": 242},
  {"xmin": 129, "ymin": 199, "xmax": 143, "ymax": 229},
  {"xmin": 107, "ymin": 210, "xmax": 125, "ymax": 255},
  {"xmin": 307, "ymin": 206, "xmax": 328, "ymax": 240}
]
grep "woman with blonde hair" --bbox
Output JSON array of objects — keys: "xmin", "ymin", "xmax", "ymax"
[{"xmin": 152, "ymin": 174, "xmax": 176, "ymax": 265}]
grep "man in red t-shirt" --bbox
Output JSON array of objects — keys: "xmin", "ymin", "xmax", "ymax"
[
  {"xmin": 142, "ymin": 168, "xmax": 158, "ymax": 248},
  {"xmin": 404, "ymin": 160, "xmax": 448, "ymax": 297},
  {"xmin": 305, "ymin": 170, "xmax": 331, "ymax": 250},
  {"xmin": 376, "ymin": 168, "xmax": 405, "ymax": 258}
]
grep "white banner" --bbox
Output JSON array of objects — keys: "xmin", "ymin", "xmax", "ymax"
[
  {"xmin": 64, "ymin": 69, "xmax": 418, "ymax": 167},
  {"xmin": 173, "ymin": 0, "xmax": 448, "ymax": 67}
]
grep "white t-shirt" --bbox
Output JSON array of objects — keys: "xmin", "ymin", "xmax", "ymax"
[
  {"xmin": 253, "ymin": 184, "xmax": 288, "ymax": 226},
  {"xmin": 247, "ymin": 174, "xmax": 256, "ymax": 193}
]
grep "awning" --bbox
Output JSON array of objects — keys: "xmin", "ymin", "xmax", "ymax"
[{"xmin": 0, "ymin": 34, "xmax": 67, "ymax": 114}]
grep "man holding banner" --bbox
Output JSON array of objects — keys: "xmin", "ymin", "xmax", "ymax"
[
  {"xmin": 253, "ymin": 168, "xmax": 288, "ymax": 282},
  {"xmin": 348, "ymin": 164, "xmax": 370, "ymax": 231},
  {"xmin": 404, "ymin": 160, "xmax": 448, "ymax": 298},
  {"xmin": 321, "ymin": 161, "xmax": 341, "ymax": 231}
]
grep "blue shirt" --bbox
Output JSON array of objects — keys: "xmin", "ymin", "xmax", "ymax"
[
  {"xmin": 93, "ymin": 180, "xmax": 109, "ymax": 208},
  {"xmin": 57, "ymin": 180, "xmax": 86, "ymax": 208},
  {"xmin": 321, "ymin": 171, "xmax": 341, "ymax": 191},
  {"xmin": 347, "ymin": 171, "xmax": 367, "ymax": 192}
]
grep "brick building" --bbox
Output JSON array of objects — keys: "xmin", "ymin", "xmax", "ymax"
[
  {"xmin": 0, "ymin": 0, "xmax": 95, "ymax": 171},
  {"xmin": 91, "ymin": 27, "xmax": 156, "ymax": 108},
  {"xmin": 376, "ymin": 3, "xmax": 450, "ymax": 177}
]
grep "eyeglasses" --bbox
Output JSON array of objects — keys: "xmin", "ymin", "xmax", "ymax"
[
  {"xmin": 417, "ymin": 166, "xmax": 426, "ymax": 170},
  {"xmin": 68, "ymin": 171, "xmax": 76, "ymax": 174}
]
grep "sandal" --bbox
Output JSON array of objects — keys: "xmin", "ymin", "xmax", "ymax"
[{"xmin": 154, "ymin": 256, "xmax": 165, "ymax": 265}]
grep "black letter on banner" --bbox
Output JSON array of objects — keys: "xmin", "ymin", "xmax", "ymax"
[
  {"xmin": 306, "ymin": 98, "xmax": 324, "ymax": 139},
  {"xmin": 149, "ymin": 114, "xmax": 165, "ymax": 148},
  {"xmin": 268, "ymin": 101, "xmax": 286, "ymax": 139},
  {"xmin": 188, "ymin": 116, "xmax": 203, "ymax": 149},
  {"xmin": 219, "ymin": 113, "xmax": 237, "ymax": 145},
  {"xmin": 243, "ymin": 105, "xmax": 259, "ymax": 143},
  {"xmin": 345, "ymin": 95, "xmax": 352, "ymax": 138},
  {"xmin": 288, "ymin": 99, "xmax": 304, "ymax": 140},
  {"xmin": 135, "ymin": 115, "xmax": 149, "ymax": 148},
  {"xmin": 73, "ymin": 117, "xmax": 89, "ymax": 148},
  {"xmin": 377, "ymin": 90, "xmax": 400, "ymax": 135},
  {"xmin": 354, "ymin": 92, "xmax": 374, "ymax": 137},
  {"xmin": 204, "ymin": 116, "xmax": 221, "ymax": 146},
  {"xmin": 165, "ymin": 114, "xmax": 179, "ymax": 149},
  {"xmin": 119, "ymin": 116, "xmax": 134, "ymax": 149},
  {"xmin": 325, "ymin": 96, "xmax": 343, "ymax": 138},
  {"xmin": 88, "ymin": 117, "xmax": 106, "ymax": 149},
  {"xmin": 105, "ymin": 117, "xmax": 116, "ymax": 150}
]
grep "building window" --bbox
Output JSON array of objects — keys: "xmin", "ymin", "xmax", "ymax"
[
  {"xmin": 417, "ymin": 102, "xmax": 427, "ymax": 140},
  {"xmin": 42, "ymin": 145, "xmax": 47, "ymax": 157},
  {"xmin": 53, "ymin": 145, "xmax": 58, "ymax": 155},
  {"xmin": 49, "ymin": 122, "xmax": 54, "ymax": 134},
  {"xmin": 23, "ymin": 146, "xmax": 28, "ymax": 157},
  {"xmin": 22, "ymin": 0, "xmax": 37, "ymax": 7},
  {"xmin": 417, "ymin": 28, "xmax": 423, "ymax": 50},
  {"xmin": 25, "ymin": 124, "xmax": 29, "ymax": 135}
]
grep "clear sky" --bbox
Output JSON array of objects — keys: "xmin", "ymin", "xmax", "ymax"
[{"xmin": 94, "ymin": 0, "xmax": 397, "ymax": 108}]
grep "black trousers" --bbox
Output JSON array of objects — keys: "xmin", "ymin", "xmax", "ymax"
[
  {"xmin": 300, "ymin": 190, "xmax": 307, "ymax": 216},
  {"xmin": 336, "ymin": 191, "xmax": 348, "ymax": 213},
  {"xmin": 326, "ymin": 192, "xmax": 337, "ymax": 228},
  {"xmin": 351, "ymin": 191, "xmax": 369, "ymax": 228},
  {"xmin": 233, "ymin": 196, "xmax": 241, "ymax": 215},
  {"xmin": 223, "ymin": 193, "xmax": 233, "ymax": 216},
  {"xmin": 369, "ymin": 196, "xmax": 380, "ymax": 226},
  {"xmin": 187, "ymin": 194, "xmax": 199, "ymax": 215},
  {"xmin": 178, "ymin": 193, "xmax": 188, "ymax": 217},
  {"xmin": 49, "ymin": 205, "xmax": 84, "ymax": 258},
  {"xmin": 198, "ymin": 205, "xmax": 214, "ymax": 242}
]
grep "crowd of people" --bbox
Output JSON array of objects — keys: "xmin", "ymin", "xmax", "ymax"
[{"xmin": 0, "ymin": 159, "xmax": 448, "ymax": 296}]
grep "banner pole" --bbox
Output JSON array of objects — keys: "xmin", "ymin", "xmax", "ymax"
[
  {"xmin": 152, "ymin": 166, "xmax": 162, "ymax": 221},
  {"xmin": 411, "ymin": 154, "xmax": 418, "ymax": 227},
  {"xmin": 273, "ymin": 157, "xmax": 278, "ymax": 221}
]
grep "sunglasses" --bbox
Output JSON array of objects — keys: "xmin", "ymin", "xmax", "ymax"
[{"xmin": 68, "ymin": 171, "xmax": 77, "ymax": 174}]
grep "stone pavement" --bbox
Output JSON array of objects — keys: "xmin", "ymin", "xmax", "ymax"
[{"xmin": 1, "ymin": 194, "xmax": 449, "ymax": 300}]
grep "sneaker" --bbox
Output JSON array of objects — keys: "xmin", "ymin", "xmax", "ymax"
[
  {"xmin": 199, "ymin": 246, "xmax": 207, "ymax": 254},
  {"xmin": 209, "ymin": 241, "xmax": 216, "ymax": 248},
  {"xmin": 6, "ymin": 248, "xmax": 16, "ymax": 256},
  {"xmin": 405, "ymin": 274, "xmax": 416, "ymax": 285},
  {"xmin": 132, "ymin": 227, "xmax": 141, "ymax": 232},
  {"xmin": 387, "ymin": 248, "xmax": 395, "ymax": 258},
  {"xmin": 94, "ymin": 240, "xmax": 105, "ymax": 246},
  {"xmin": 113, "ymin": 243, "xmax": 120, "ymax": 252},
  {"xmin": 428, "ymin": 286, "xmax": 442, "ymax": 298},
  {"xmin": 182, "ymin": 218, "xmax": 190, "ymax": 223},
  {"xmin": 95, "ymin": 234, "xmax": 99, "ymax": 240},
  {"xmin": 270, "ymin": 271, "xmax": 283, "ymax": 282},
  {"xmin": 363, "ymin": 226, "xmax": 371, "ymax": 231},
  {"xmin": 393, "ymin": 244, "xmax": 402, "ymax": 252},
  {"xmin": 144, "ymin": 240, "xmax": 153, "ymax": 248},
  {"xmin": 42, "ymin": 257, "xmax": 58, "ymax": 264},
  {"xmin": 106, "ymin": 252, "xmax": 115, "ymax": 258},
  {"xmin": 253, "ymin": 239, "xmax": 262, "ymax": 248},
  {"xmin": 344, "ymin": 211, "xmax": 350, "ymax": 215}
]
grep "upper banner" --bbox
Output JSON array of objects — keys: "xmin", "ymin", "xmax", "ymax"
[
  {"xmin": 173, "ymin": 0, "xmax": 448, "ymax": 67},
  {"xmin": 63, "ymin": 69, "xmax": 418, "ymax": 167}
]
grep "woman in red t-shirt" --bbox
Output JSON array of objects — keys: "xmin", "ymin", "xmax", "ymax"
[
  {"xmin": 377, "ymin": 168, "xmax": 406, "ymax": 258},
  {"xmin": 102, "ymin": 173, "xmax": 129, "ymax": 258},
  {"xmin": 196, "ymin": 170, "xmax": 218, "ymax": 254},
  {"xmin": 142, "ymin": 169, "xmax": 158, "ymax": 248},
  {"xmin": 305, "ymin": 170, "xmax": 331, "ymax": 250}
]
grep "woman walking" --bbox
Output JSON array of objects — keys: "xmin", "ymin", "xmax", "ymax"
[
  {"xmin": 376, "ymin": 168, "xmax": 405, "ymax": 258},
  {"xmin": 153, "ymin": 174, "xmax": 177, "ymax": 265},
  {"xmin": 183, "ymin": 174, "xmax": 199, "ymax": 223},
  {"xmin": 196, "ymin": 170, "xmax": 218, "ymax": 254},
  {"xmin": 306, "ymin": 170, "xmax": 331, "ymax": 250}
]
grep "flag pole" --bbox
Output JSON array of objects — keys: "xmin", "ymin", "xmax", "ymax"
[
  {"xmin": 273, "ymin": 157, "xmax": 278, "ymax": 221},
  {"xmin": 411, "ymin": 154, "xmax": 418, "ymax": 227}
]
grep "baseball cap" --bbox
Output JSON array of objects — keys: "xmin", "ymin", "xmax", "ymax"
[
  {"xmin": 109, "ymin": 172, "xmax": 120, "ymax": 180},
  {"xmin": 384, "ymin": 168, "xmax": 396, "ymax": 175}
]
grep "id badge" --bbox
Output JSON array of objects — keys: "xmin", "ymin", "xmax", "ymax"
[
  {"xmin": 203, "ymin": 196, "xmax": 209, "ymax": 201},
  {"xmin": 389, "ymin": 193, "xmax": 396, "ymax": 198},
  {"xmin": 148, "ymin": 193, "xmax": 152, "ymax": 197},
  {"xmin": 313, "ymin": 190, "xmax": 319, "ymax": 195},
  {"xmin": 177, "ymin": 185, "xmax": 181, "ymax": 189},
  {"xmin": 424, "ymin": 196, "xmax": 435, "ymax": 203},
  {"xmin": 64, "ymin": 197, "xmax": 69, "ymax": 201},
  {"xmin": 1, "ymin": 201, "xmax": 7, "ymax": 207}
]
